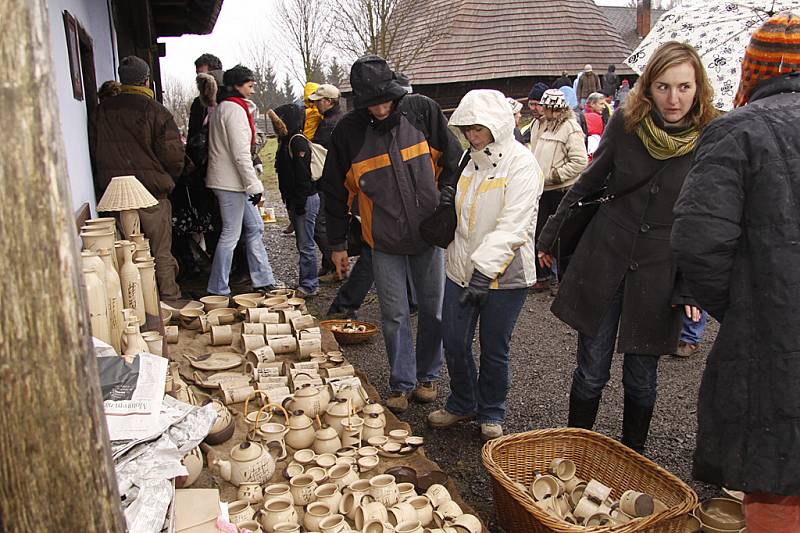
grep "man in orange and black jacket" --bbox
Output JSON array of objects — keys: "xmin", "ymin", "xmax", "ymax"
[{"xmin": 320, "ymin": 55, "xmax": 462, "ymax": 414}]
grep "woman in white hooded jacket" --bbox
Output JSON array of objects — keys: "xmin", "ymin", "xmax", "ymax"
[{"xmin": 426, "ymin": 90, "xmax": 543, "ymax": 441}]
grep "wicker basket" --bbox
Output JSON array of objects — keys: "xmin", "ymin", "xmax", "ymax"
[
  {"xmin": 319, "ymin": 319, "xmax": 378, "ymax": 345},
  {"xmin": 481, "ymin": 428, "xmax": 697, "ymax": 533}
]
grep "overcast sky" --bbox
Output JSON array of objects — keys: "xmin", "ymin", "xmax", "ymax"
[{"xmin": 159, "ymin": 0, "xmax": 638, "ymax": 89}]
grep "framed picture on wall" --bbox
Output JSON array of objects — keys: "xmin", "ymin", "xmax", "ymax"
[{"xmin": 63, "ymin": 11, "xmax": 83, "ymax": 100}]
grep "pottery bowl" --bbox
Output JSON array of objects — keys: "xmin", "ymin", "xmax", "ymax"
[
  {"xmin": 264, "ymin": 296, "xmax": 289, "ymax": 307},
  {"xmin": 161, "ymin": 308, "xmax": 173, "ymax": 325},
  {"xmin": 207, "ymin": 307, "xmax": 238, "ymax": 325},
  {"xmin": 697, "ymin": 498, "xmax": 745, "ymax": 530},
  {"xmin": 234, "ymin": 292, "xmax": 265, "ymax": 305},
  {"xmin": 232, "ymin": 295, "xmax": 260, "ymax": 309},
  {"xmin": 358, "ymin": 455, "xmax": 380, "ymax": 473},
  {"xmin": 405, "ymin": 436, "xmax": 425, "ymax": 447},
  {"xmin": 293, "ymin": 448, "xmax": 316, "ymax": 465},
  {"xmin": 385, "ymin": 466, "xmax": 418, "ymax": 486},
  {"xmin": 368, "ymin": 436, "xmax": 389, "ymax": 448},
  {"xmin": 179, "ymin": 308, "xmax": 205, "ymax": 329},
  {"xmin": 182, "ymin": 300, "xmax": 204, "ymax": 311},
  {"xmin": 200, "ymin": 295, "xmax": 230, "ymax": 312}
]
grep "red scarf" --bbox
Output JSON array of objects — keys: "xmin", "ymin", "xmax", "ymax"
[{"xmin": 224, "ymin": 97, "xmax": 255, "ymax": 145}]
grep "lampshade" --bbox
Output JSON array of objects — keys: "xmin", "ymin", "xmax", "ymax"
[{"xmin": 97, "ymin": 175, "xmax": 158, "ymax": 212}]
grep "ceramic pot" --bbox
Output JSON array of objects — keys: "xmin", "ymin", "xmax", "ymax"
[
  {"xmin": 324, "ymin": 399, "xmax": 352, "ymax": 437},
  {"xmin": 83, "ymin": 267, "xmax": 112, "ymax": 346},
  {"xmin": 408, "ymin": 495, "xmax": 434, "ymax": 526},
  {"xmin": 117, "ymin": 241, "xmax": 145, "ymax": 325},
  {"xmin": 313, "ymin": 424, "xmax": 343, "ymax": 455},
  {"xmin": 268, "ymin": 336, "xmax": 297, "ymax": 355},
  {"xmin": 210, "ymin": 325, "xmax": 233, "ymax": 346},
  {"xmin": 242, "ymin": 334, "xmax": 267, "ymax": 352},
  {"xmin": 97, "ymin": 249, "xmax": 124, "ymax": 353},
  {"xmin": 81, "ymin": 228, "xmax": 116, "ymax": 266},
  {"xmin": 317, "ymin": 514, "xmax": 348, "ymax": 533},
  {"xmin": 395, "ymin": 520, "xmax": 424, "ymax": 533},
  {"xmin": 288, "ymin": 473, "xmax": 317, "ymax": 507},
  {"xmin": 361, "ymin": 413, "xmax": 386, "ymax": 442},
  {"xmin": 81, "ymin": 250, "xmax": 106, "ymax": 281},
  {"xmin": 236, "ymin": 520, "xmax": 262, "ymax": 533},
  {"xmin": 303, "ymin": 502, "xmax": 333, "ymax": 532},
  {"xmin": 314, "ymin": 483, "xmax": 343, "ymax": 513},
  {"xmin": 135, "ymin": 258, "xmax": 160, "ymax": 318},
  {"xmin": 258, "ymin": 499, "xmax": 298, "ymax": 533},
  {"xmin": 369, "ymin": 474, "xmax": 399, "ymax": 507},
  {"xmin": 339, "ymin": 479, "xmax": 371, "ymax": 520},
  {"xmin": 425, "ymin": 484, "xmax": 452, "ymax": 508},
  {"xmin": 271, "ymin": 522, "xmax": 300, "ymax": 533},
  {"xmin": 263, "ymin": 483, "xmax": 293, "ymax": 506},
  {"xmin": 122, "ymin": 325, "xmax": 148, "ymax": 358},
  {"xmin": 215, "ymin": 441, "xmax": 276, "ymax": 486},
  {"xmin": 327, "ymin": 463, "xmax": 359, "ymax": 491},
  {"xmin": 228, "ymin": 499, "xmax": 255, "ymax": 525},
  {"xmin": 258, "ymin": 422, "xmax": 290, "ymax": 461},
  {"xmin": 285, "ymin": 410, "xmax": 316, "ymax": 451},
  {"xmin": 388, "ymin": 502, "xmax": 419, "ymax": 527},
  {"xmin": 284, "ymin": 384, "xmax": 325, "ymax": 418},
  {"xmin": 361, "ymin": 400, "xmax": 386, "ymax": 426},
  {"xmin": 355, "ymin": 501, "xmax": 389, "ymax": 531},
  {"xmin": 142, "ymin": 331, "xmax": 163, "ymax": 356},
  {"xmin": 238, "ymin": 482, "xmax": 264, "ymax": 505}
]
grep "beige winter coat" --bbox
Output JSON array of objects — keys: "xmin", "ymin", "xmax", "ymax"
[
  {"xmin": 530, "ymin": 114, "xmax": 588, "ymax": 191},
  {"xmin": 206, "ymin": 100, "xmax": 264, "ymax": 195}
]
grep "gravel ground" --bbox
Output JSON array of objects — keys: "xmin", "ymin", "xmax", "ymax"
[{"xmin": 199, "ymin": 181, "xmax": 723, "ymax": 531}]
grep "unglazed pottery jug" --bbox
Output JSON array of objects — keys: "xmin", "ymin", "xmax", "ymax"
[
  {"xmin": 83, "ymin": 267, "xmax": 111, "ymax": 346},
  {"xmin": 118, "ymin": 240, "xmax": 145, "ymax": 325},
  {"xmin": 284, "ymin": 410, "xmax": 316, "ymax": 451},
  {"xmin": 98, "ymin": 248, "xmax": 124, "ymax": 354},
  {"xmin": 215, "ymin": 441, "xmax": 277, "ymax": 486},
  {"xmin": 122, "ymin": 325, "xmax": 148, "ymax": 359},
  {"xmin": 135, "ymin": 257, "xmax": 159, "ymax": 318}
]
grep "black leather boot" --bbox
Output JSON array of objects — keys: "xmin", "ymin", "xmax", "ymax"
[
  {"xmin": 567, "ymin": 387, "xmax": 601, "ymax": 429},
  {"xmin": 621, "ymin": 394, "xmax": 655, "ymax": 454}
]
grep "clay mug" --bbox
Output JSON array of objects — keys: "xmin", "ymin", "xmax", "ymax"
[
  {"xmin": 355, "ymin": 501, "xmax": 390, "ymax": 531},
  {"xmin": 247, "ymin": 307, "xmax": 269, "ymax": 323},
  {"xmin": 236, "ymin": 520, "xmax": 262, "ymax": 533},
  {"xmin": 583, "ymin": 479, "xmax": 613, "ymax": 503},
  {"xmin": 326, "ymin": 364, "xmax": 356, "ymax": 379},
  {"xmin": 247, "ymin": 345, "xmax": 276, "ymax": 364},
  {"xmin": 620, "ymin": 489, "xmax": 654, "ymax": 517},
  {"xmin": 530, "ymin": 474, "xmax": 563, "ymax": 501},
  {"xmin": 257, "ymin": 312, "xmax": 281, "ymax": 324},
  {"xmin": 318, "ymin": 514, "xmax": 349, "ymax": 533},
  {"xmin": 288, "ymin": 473, "xmax": 317, "ymax": 507},
  {"xmin": 451, "ymin": 513, "xmax": 482, "ymax": 533},
  {"xmin": 548, "ymin": 458, "xmax": 577, "ymax": 481},
  {"xmin": 584, "ymin": 511, "xmax": 614, "ymax": 526},
  {"xmin": 403, "ymin": 495, "xmax": 431, "ymax": 527},
  {"xmin": 265, "ymin": 323, "xmax": 292, "ymax": 336},
  {"xmin": 297, "ymin": 338, "xmax": 321, "ymax": 359},
  {"xmin": 369, "ymin": 473, "xmax": 400, "ymax": 507},
  {"xmin": 242, "ymin": 334, "xmax": 267, "ymax": 352},
  {"xmin": 361, "ymin": 519, "xmax": 392, "ymax": 533},
  {"xmin": 223, "ymin": 385, "xmax": 256, "ymax": 405},
  {"xmin": 563, "ymin": 475, "xmax": 585, "ymax": 494},
  {"xmin": 425, "ymin": 484, "xmax": 453, "ymax": 508},
  {"xmin": 237, "ymin": 482, "xmax": 264, "ymax": 505},
  {"xmin": 303, "ymin": 501, "xmax": 333, "ymax": 532},
  {"xmin": 243, "ymin": 322, "xmax": 266, "ymax": 335},
  {"xmin": 164, "ymin": 325, "xmax": 179, "ymax": 343},
  {"xmin": 397, "ymin": 482, "xmax": 417, "ymax": 503},
  {"xmin": 436, "ymin": 499, "xmax": 463, "ymax": 520},
  {"xmin": 339, "ymin": 482, "xmax": 372, "ymax": 520},
  {"xmin": 573, "ymin": 496, "xmax": 601, "ymax": 521},
  {"xmin": 268, "ymin": 336, "xmax": 297, "ymax": 354},
  {"xmin": 210, "ymin": 325, "xmax": 233, "ymax": 346},
  {"xmin": 142, "ymin": 331, "xmax": 163, "ymax": 356},
  {"xmin": 263, "ymin": 483, "xmax": 293, "ymax": 506},
  {"xmin": 328, "ymin": 463, "xmax": 359, "ymax": 490},
  {"xmin": 389, "ymin": 501, "xmax": 420, "ymax": 527},
  {"xmin": 271, "ymin": 522, "xmax": 300, "ymax": 533},
  {"xmin": 569, "ymin": 481, "xmax": 588, "ymax": 507},
  {"xmin": 394, "ymin": 520, "xmax": 424, "ymax": 533},
  {"xmin": 314, "ymin": 483, "xmax": 343, "ymax": 513},
  {"xmin": 258, "ymin": 500, "xmax": 298, "ymax": 532},
  {"xmin": 227, "ymin": 500, "xmax": 255, "ymax": 525}
]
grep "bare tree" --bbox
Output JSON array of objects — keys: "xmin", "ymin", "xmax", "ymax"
[
  {"xmin": 238, "ymin": 37, "xmax": 286, "ymax": 110},
  {"xmin": 162, "ymin": 76, "xmax": 194, "ymax": 136},
  {"xmin": 333, "ymin": 0, "xmax": 449, "ymax": 73},
  {"xmin": 274, "ymin": 0, "xmax": 332, "ymax": 83}
]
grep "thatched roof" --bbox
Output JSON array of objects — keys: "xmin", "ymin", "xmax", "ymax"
[{"xmin": 394, "ymin": 0, "xmax": 635, "ymax": 86}]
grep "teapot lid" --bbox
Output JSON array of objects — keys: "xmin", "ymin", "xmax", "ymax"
[
  {"xmin": 231, "ymin": 441, "xmax": 263, "ymax": 461},
  {"xmin": 295, "ymin": 384, "xmax": 319, "ymax": 397},
  {"xmin": 289, "ymin": 410, "xmax": 313, "ymax": 428}
]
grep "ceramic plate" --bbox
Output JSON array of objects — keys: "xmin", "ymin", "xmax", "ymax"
[
  {"xmin": 195, "ymin": 371, "xmax": 250, "ymax": 389},
  {"xmin": 187, "ymin": 352, "xmax": 244, "ymax": 371}
]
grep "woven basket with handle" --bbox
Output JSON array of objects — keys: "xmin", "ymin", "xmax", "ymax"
[{"xmin": 481, "ymin": 428, "xmax": 698, "ymax": 532}]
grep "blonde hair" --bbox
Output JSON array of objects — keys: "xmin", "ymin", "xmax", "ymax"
[{"xmin": 623, "ymin": 41, "xmax": 718, "ymax": 132}]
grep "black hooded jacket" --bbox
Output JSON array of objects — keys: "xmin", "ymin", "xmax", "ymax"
[{"xmin": 274, "ymin": 104, "xmax": 314, "ymax": 214}]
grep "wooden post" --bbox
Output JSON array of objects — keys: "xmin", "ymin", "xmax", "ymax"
[{"xmin": 0, "ymin": 2, "xmax": 126, "ymax": 531}]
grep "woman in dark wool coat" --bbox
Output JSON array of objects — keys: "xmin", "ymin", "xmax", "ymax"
[
  {"xmin": 537, "ymin": 42, "xmax": 717, "ymax": 454},
  {"xmin": 672, "ymin": 12, "xmax": 800, "ymax": 532}
]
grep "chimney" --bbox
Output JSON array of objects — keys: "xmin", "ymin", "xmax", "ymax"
[{"xmin": 637, "ymin": 0, "xmax": 652, "ymax": 38}]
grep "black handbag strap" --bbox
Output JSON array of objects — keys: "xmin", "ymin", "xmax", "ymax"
[{"xmin": 577, "ymin": 158, "xmax": 677, "ymax": 208}]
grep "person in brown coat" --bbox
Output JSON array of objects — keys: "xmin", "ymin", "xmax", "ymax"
[
  {"xmin": 92, "ymin": 55, "xmax": 185, "ymax": 301},
  {"xmin": 537, "ymin": 42, "xmax": 717, "ymax": 454},
  {"xmin": 576, "ymin": 64, "xmax": 601, "ymax": 107}
]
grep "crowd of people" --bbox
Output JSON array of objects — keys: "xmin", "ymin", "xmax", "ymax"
[{"xmin": 88, "ymin": 11, "xmax": 800, "ymax": 529}]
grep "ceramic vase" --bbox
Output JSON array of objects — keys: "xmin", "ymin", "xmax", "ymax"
[
  {"xmin": 98, "ymin": 249, "xmax": 124, "ymax": 354},
  {"xmin": 81, "ymin": 228, "xmax": 116, "ymax": 267},
  {"xmin": 133, "ymin": 238, "xmax": 151, "ymax": 261},
  {"xmin": 122, "ymin": 325, "xmax": 149, "ymax": 358},
  {"xmin": 83, "ymin": 267, "xmax": 112, "ymax": 346},
  {"xmin": 135, "ymin": 257, "xmax": 160, "ymax": 318},
  {"xmin": 81, "ymin": 250, "xmax": 106, "ymax": 281},
  {"xmin": 118, "ymin": 241, "xmax": 145, "ymax": 325}
]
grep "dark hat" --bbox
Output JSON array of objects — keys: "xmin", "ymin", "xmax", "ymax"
[
  {"xmin": 527, "ymin": 82, "xmax": 550, "ymax": 102},
  {"xmin": 118, "ymin": 56, "xmax": 150, "ymax": 85},
  {"xmin": 350, "ymin": 55, "xmax": 408, "ymax": 108},
  {"xmin": 223, "ymin": 64, "xmax": 256, "ymax": 87}
]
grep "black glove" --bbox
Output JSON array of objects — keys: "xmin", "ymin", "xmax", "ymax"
[
  {"xmin": 438, "ymin": 185, "xmax": 455, "ymax": 208},
  {"xmin": 459, "ymin": 270, "xmax": 493, "ymax": 306},
  {"xmin": 248, "ymin": 193, "xmax": 262, "ymax": 206}
]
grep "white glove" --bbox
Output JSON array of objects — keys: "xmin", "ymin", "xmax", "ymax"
[{"xmin": 254, "ymin": 163, "xmax": 264, "ymax": 175}]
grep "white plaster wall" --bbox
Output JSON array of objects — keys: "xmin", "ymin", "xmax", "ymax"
[{"xmin": 47, "ymin": 0, "xmax": 117, "ymax": 216}]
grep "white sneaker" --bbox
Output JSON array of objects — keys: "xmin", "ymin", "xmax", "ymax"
[{"xmin": 481, "ymin": 423, "xmax": 503, "ymax": 441}]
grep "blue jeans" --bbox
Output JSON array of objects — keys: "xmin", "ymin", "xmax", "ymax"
[
  {"xmin": 442, "ymin": 278, "xmax": 527, "ymax": 424},
  {"xmin": 207, "ymin": 190, "xmax": 275, "ymax": 295},
  {"xmin": 372, "ymin": 246, "xmax": 444, "ymax": 393},
  {"xmin": 680, "ymin": 310, "xmax": 707, "ymax": 344},
  {"xmin": 293, "ymin": 194, "xmax": 320, "ymax": 293},
  {"xmin": 571, "ymin": 285, "xmax": 660, "ymax": 406}
]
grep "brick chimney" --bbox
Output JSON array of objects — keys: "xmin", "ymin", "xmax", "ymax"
[{"xmin": 637, "ymin": 0, "xmax": 652, "ymax": 38}]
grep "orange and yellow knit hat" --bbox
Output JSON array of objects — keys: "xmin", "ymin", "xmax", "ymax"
[{"xmin": 734, "ymin": 11, "xmax": 800, "ymax": 107}]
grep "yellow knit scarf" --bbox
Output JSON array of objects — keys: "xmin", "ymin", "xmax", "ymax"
[
  {"xmin": 636, "ymin": 114, "xmax": 699, "ymax": 160},
  {"xmin": 119, "ymin": 84, "xmax": 155, "ymax": 99}
]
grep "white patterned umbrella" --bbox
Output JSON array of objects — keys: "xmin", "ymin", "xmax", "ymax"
[{"xmin": 625, "ymin": 1, "xmax": 799, "ymax": 110}]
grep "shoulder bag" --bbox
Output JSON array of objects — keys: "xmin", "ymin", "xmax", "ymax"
[{"xmin": 288, "ymin": 133, "xmax": 328, "ymax": 181}]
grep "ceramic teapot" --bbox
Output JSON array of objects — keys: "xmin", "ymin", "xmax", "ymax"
[
  {"xmin": 214, "ymin": 441, "xmax": 277, "ymax": 486},
  {"xmin": 335, "ymin": 384, "xmax": 369, "ymax": 412},
  {"xmin": 361, "ymin": 413, "xmax": 386, "ymax": 442},
  {"xmin": 284, "ymin": 410, "xmax": 317, "ymax": 451},
  {"xmin": 284, "ymin": 384, "xmax": 326, "ymax": 418},
  {"xmin": 362, "ymin": 400, "xmax": 387, "ymax": 426},
  {"xmin": 324, "ymin": 398, "xmax": 352, "ymax": 437},
  {"xmin": 312, "ymin": 423, "xmax": 343, "ymax": 455}
]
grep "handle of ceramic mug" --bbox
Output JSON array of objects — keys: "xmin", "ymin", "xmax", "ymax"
[
  {"xmin": 244, "ymin": 389, "xmax": 268, "ymax": 422},
  {"xmin": 315, "ymin": 414, "xmax": 322, "ymax": 429},
  {"xmin": 260, "ymin": 402, "xmax": 289, "ymax": 423}
]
